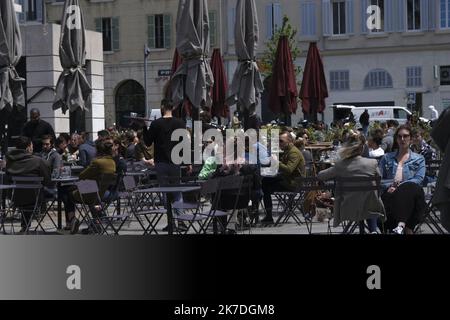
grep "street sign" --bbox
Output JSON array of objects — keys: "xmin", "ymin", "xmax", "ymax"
[{"xmin": 158, "ymin": 70, "xmax": 172, "ymax": 77}]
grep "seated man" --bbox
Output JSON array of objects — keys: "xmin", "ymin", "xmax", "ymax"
[
  {"xmin": 40, "ymin": 134, "xmax": 62, "ymax": 173},
  {"xmin": 78, "ymin": 132, "xmax": 96, "ymax": 167},
  {"xmin": 6, "ymin": 136, "xmax": 51, "ymax": 232},
  {"xmin": 60, "ymin": 140, "xmax": 116, "ymax": 234},
  {"xmin": 260, "ymin": 132, "xmax": 306, "ymax": 225}
]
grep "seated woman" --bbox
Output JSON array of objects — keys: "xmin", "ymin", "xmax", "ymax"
[
  {"xmin": 379, "ymin": 125, "xmax": 426, "ymax": 234},
  {"xmin": 317, "ymin": 133, "xmax": 385, "ymax": 233},
  {"xmin": 59, "ymin": 140, "xmax": 116, "ymax": 234}
]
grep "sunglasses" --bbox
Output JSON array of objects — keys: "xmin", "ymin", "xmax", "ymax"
[{"xmin": 397, "ymin": 134, "xmax": 410, "ymax": 139}]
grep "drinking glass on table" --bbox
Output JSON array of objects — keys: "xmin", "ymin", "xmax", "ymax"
[{"xmin": 61, "ymin": 166, "xmax": 71, "ymax": 178}]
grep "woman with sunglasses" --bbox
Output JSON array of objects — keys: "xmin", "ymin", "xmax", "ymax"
[{"xmin": 379, "ymin": 125, "xmax": 426, "ymax": 234}]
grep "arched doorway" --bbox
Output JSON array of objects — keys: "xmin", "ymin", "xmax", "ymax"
[{"xmin": 115, "ymin": 80, "xmax": 145, "ymax": 128}]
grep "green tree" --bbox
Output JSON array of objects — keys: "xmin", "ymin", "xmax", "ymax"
[{"xmin": 259, "ymin": 15, "xmax": 302, "ymax": 88}]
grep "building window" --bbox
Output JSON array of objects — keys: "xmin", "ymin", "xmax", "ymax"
[
  {"xmin": 16, "ymin": 0, "xmax": 43, "ymax": 23},
  {"xmin": 440, "ymin": 0, "xmax": 450, "ymax": 29},
  {"xmin": 330, "ymin": 71, "xmax": 350, "ymax": 91},
  {"xmin": 148, "ymin": 14, "xmax": 172, "ymax": 49},
  {"xmin": 266, "ymin": 3, "xmax": 282, "ymax": 39},
  {"xmin": 364, "ymin": 69, "xmax": 393, "ymax": 89},
  {"xmin": 95, "ymin": 17, "xmax": 120, "ymax": 52},
  {"xmin": 440, "ymin": 66, "xmax": 450, "ymax": 85},
  {"xmin": 370, "ymin": 0, "xmax": 384, "ymax": 32},
  {"xmin": 406, "ymin": 66, "xmax": 422, "ymax": 87},
  {"xmin": 332, "ymin": 0, "xmax": 346, "ymax": 35},
  {"xmin": 407, "ymin": 0, "xmax": 421, "ymax": 30},
  {"xmin": 102, "ymin": 18, "xmax": 112, "ymax": 51}
]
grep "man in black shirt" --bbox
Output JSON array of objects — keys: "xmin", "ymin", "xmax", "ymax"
[
  {"xmin": 143, "ymin": 99, "xmax": 191, "ymax": 231},
  {"xmin": 143, "ymin": 99, "xmax": 189, "ymax": 169},
  {"xmin": 359, "ymin": 109, "xmax": 370, "ymax": 137},
  {"xmin": 21, "ymin": 108, "xmax": 56, "ymax": 154}
]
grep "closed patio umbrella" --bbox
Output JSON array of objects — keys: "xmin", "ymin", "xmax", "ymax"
[
  {"xmin": 52, "ymin": 0, "xmax": 92, "ymax": 114},
  {"xmin": 0, "ymin": 0, "xmax": 25, "ymax": 112},
  {"xmin": 210, "ymin": 48, "xmax": 229, "ymax": 119},
  {"xmin": 227, "ymin": 0, "xmax": 263, "ymax": 127},
  {"xmin": 170, "ymin": 0, "xmax": 213, "ymax": 118},
  {"xmin": 299, "ymin": 42, "xmax": 328, "ymax": 122},
  {"xmin": 171, "ymin": 48, "xmax": 183, "ymax": 77},
  {"xmin": 268, "ymin": 36, "xmax": 298, "ymax": 118}
]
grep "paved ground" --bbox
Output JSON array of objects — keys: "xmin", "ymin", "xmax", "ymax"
[{"xmin": 0, "ymin": 204, "xmax": 441, "ymax": 235}]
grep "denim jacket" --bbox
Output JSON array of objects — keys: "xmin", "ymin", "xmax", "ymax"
[{"xmin": 379, "ymin": 151, "xmax": 425, "ymax": 188}]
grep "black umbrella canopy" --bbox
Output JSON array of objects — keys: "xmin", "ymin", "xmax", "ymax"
[
  {"xmin": 170, "ymin": 0, "xmax": 213, "ymax": 112},
  {"xmin": 0, "ymin": 0, "xmax": 25, "ymax": 111},
  {"xmin": 227, "ymin": 0, "xmax": 263, "ymax": 111},
  {"xmin": 53, "ymin": 0, "xmax": 91, "ymax": 114}
]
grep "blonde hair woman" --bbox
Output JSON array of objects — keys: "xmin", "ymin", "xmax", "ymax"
[{"xmin": 318, "ymin": 133, "xmax": 385, "ymax": 233}]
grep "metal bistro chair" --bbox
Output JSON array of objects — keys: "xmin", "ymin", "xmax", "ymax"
[
  {"xmin": 202, "ymin": 175, "xmax": 244, "ymax": 234},
  {"xmin": 334, "ymin": 176, "xmax": 384, "ymax": 234},
  {"xmin": 126, "ymin": 176, "xmax": 167, "ymax": 235},
  {"xmin": 0, "ymin": 184, "xmax": 16, "ymax": 234},
  {"xmin": 293, "ymin": 177, "xmax": 334, "ymax": 234},
  {"xmin": 415, "ymin": 159, "xmax": 445, "ymax": 234},
  {"xmin": 174, "ymin": 178, "xmax": 220, "ymax": 235},
  {"xmin": 9, "ymin": 176, "xmax": 44, "ymax": 234},
  {"xmin": 75, "ymin": 175, "xmax": 128, "ymax": 235},
  {"xmin": 273, "ymin": 183, "xmax": 304, "ymax": 228}
]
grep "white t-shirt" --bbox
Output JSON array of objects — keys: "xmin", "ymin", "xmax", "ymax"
[{"xmin": 369, "ymin": 148, "xmax": 385, "ymax": 158}]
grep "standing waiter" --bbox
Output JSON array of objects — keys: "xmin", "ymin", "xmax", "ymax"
[
  {"xmin": 143, "ymin": 99, "xmax": 192, "ymax": 231},
  {"xmin": 22, "ymin": 108, "xmax": 56, "ymax": 154}
]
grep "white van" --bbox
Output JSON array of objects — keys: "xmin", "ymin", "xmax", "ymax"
[{"xmin": 331, "ymin": 105, "xmax": 429, "ymax": 125}]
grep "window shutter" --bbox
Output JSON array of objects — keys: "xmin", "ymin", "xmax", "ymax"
[
  {"xmin": 322, "ymin": 0, "xmax": 331, "ymax": 36},
  {"xmin": 148, "ymin": 15, "xmax": 155, "ymax": 49},
  {"xmin": 17, "ymin": 0, "xmax": 25, "ymax": 23},
  {"xmin": 428, "ymin": 0, "xmax": 436, "ymax": 30},
  {"xmin": 301, "ymin": 2, "xmax": 317, "ymax": 36},
  {"xmin": 266, "ymin": 4, "xmax": 274, "ymax": 39},
  {"xmin": 209, "ymin": 11, "xmax": 217, "ymax": 48},
  {"xmin": 421, "ymin": 0, "xmax": 429, "ymax": 30},
  {"xmin": 345, "ymin": 0, "xmax": 354, "ymax": 34},
  {"xmin": 273, "ymin": 3, "xmax": 283, "ymax": 32},
  {"xmin": 397, "ymin": 0, "xmax": 405, "ymax": 32},
  {"xmin": 309, "ymin": 3, "xmax": 317, "ymax": 35},
  {"xmin": 361, "ymin": 0, "xmax": 369, "ymax": 33},
  {"xmin": 417, "ymin": 67, "xmax": 422, "ymax": 86},
  {"xmin": 36, "ymin": 0, "xmax": 43, "ymax": 22},
  {"xmin": 112, "ymin": 17, "xmax": 120, "ymax": 51},
  {"xmin": 384, "ymin": 0, "xmax": 394, "ymax": 32},
  {"xmin": 163, "ymin": 14, "xmax": 172, "ymax": 49},
  {"xmin": 95, "ymin": 18, "xmax": 102, "ymax": 33},
  {"xmin": 301, "ymin": 3, "xmax": 308, "ymax": 35},
  {"xmin": 228, "ymin": 7, "xmax": 235, "ymax": 45},
  {"xmin": 407, "ymin": 67, "xmax": 412, "ymax": 87}
]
